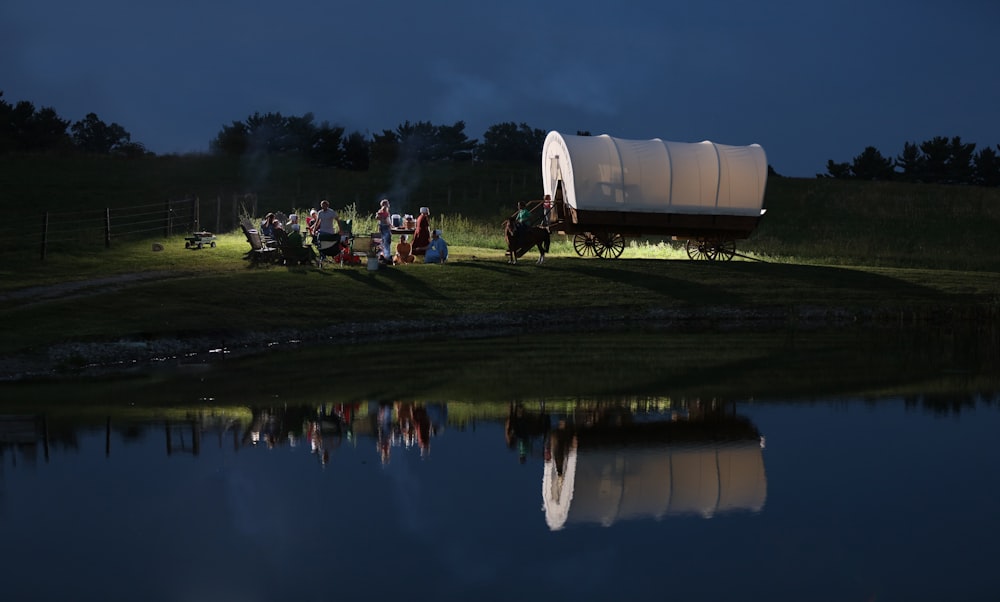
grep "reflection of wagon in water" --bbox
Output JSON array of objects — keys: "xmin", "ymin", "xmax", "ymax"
[
  {"xmin": 542, "ymin": 403, "xmax": 767, "ymax": 530},
  {"xmin": 540, "ymin": 131, "xmax": 768, "ymax": 260}
]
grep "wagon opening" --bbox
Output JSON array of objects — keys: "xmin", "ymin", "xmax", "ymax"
[{"xmin": 539, "ymin": 131, "xmax": 768, "ymax": 260}]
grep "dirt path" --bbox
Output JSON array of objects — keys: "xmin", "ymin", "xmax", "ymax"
[{"xmin": 0, "ymin": 271, "xmax": 179, "ymax": 307}]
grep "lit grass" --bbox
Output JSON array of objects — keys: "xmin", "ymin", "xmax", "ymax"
[{"xmin": 1, "ymin": 156, "xmax": 999, "ymax": 368}]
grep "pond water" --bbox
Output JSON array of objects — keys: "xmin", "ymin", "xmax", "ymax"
[{"xmin": 1, "ymin": 327, "xmax": 998, "ymax": 602}]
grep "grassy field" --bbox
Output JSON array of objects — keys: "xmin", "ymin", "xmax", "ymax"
[{"xmin": 0, "ymin": 155, "xmax": 998, "ymax": 381}]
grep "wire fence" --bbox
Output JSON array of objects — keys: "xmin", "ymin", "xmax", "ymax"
[
  {"xmin": 3, "ymin": 194, "xmax": 265, "ymax": 260},
  {"xmin": 3, "ymin": 172, "xmax": 543, "ymax": 260}
]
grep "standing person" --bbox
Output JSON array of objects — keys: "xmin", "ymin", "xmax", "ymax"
[
  {"xmin": 312, "ymin": 200, "xmax": 339, "ymax": 238},
  {"xmin": 542, "ymin": 194, "xmax": 553, "ymax": 226},
  {"xmin": 424, "ymin": 229, "xmax": 449, "ymax": 264},
  {"xmin": 412, "ymin": 206, "xmax": 431, "ymax": 255},
  {"xmin": 376, "ymin": 198, "xmax": 392, "ymax": 261},
  {"xmin": 311, "ymin": 199, "xmax": 340, "ymax": 259}
]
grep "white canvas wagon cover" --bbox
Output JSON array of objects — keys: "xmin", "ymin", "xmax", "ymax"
[{"xmin": 542, "ymin": 131, "xmax": 767, "ymax": 216}]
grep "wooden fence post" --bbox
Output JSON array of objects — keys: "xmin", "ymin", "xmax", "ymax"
[
  {"xmin": 40, "ymin": 210, "xmax": 49, "ymax": 261},
  {"xmin": 193, "ymin": 196, "xmax": 200, "ymax": 232},
  {"xmin": 164, "ymin": 199, "xmax": 174, "ymax": 238},
  {"xmin": 216, "ymin": 196, "xmax": 221, "ymax": 233},
  {"xmin": 105, "ymin": 208, "xmax": 111, "ymax": 248}
]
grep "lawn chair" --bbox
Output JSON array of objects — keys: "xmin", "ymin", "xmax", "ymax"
[
  {"xmin": 241, "ymin": 223, "xmax": 278, "ymax": 266},
  {"xmin": 273, "ymin": 229, "xmax": 317, "ymax": 266}
]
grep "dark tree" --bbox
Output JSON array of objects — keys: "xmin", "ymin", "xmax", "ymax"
[
  {"xmin": 895, "ymin": 141, "xmax": 925, "ymax": 182},
  {"xmin": 309, "ymin": 121, "xmax": 345, "ymax": 167},
  {"xmin": 384, "ymin": 120, "xmax": 477, "ymax": 162},
  {"xmin": 370, "ymin": 129, "xmax": 399, "ymax": 165},
  {"xmin": 434, "ymin": 121, "xmax": 477, "ymax": 162},
  {"xmin": 0, "ymin": 94, "xmax": 72, "ymax": 153},
  {"xmin": 919, "ymin": 136, "xmax": 951, "ymax": 183},
  {"xmin": 823, "ymin": 159, "xmax": 852, "ymax": 179},
  {"xmin": 244, "ymin": 111, "xmax": 304, "ymax": 154},
  {"xmin": 342, "ymin": 130, "xmax": 370, "ymax": 171},
  {"xmin": 972, "ymin": 146, "xmax": 1000, "ymax": 187},
  {"xmin": 71, "ymin": 113, "xmax": 131, "ymax": 154},
  {"xmin": 396, "ymin": 120, "xmax": 438, "ymax": 161},
  {"xmin": 945, "ymin": 136, "xmax": 976, "ymax": 184},
  {"xmin": 477, "ymin": 122, "xmax": 546, "ymax": 162},
  {"xmin": 211, "ymin": 111, "xmax": 326, "ymax": 158},
  {"xmin": 26, "ymin": 106, "xmax": 73, "ymax": 152},
  {"xmin": 211, "ymin": 120, "xmax": 250, "ymax": 156},
  {"xmin": 113, "ymin": 141, "xmax": 149, "ymax": 158},
  {"xmin": 851, "ymin": 146, "xmax": 895, "ymax": 180}
]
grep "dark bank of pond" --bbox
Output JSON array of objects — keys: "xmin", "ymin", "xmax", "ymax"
[{"xmin": 1, "ymin": 322, "xmax": 997, "ymax": 408}]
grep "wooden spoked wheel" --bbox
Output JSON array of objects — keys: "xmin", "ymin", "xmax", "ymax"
[
  {"xmin": 573, "ymin": 233, "xmax": 599, "ymax": 257},
  {"xmin": 685, "ymin": 239, "xmax": 737, "ymax": 261},
  {"xmin": 685, "ymin": 239, "xmax": 713, "ymax": 260},
  {"xmin": 713, "ymin": 239, "xmax": 736, "ymax": 261},
  {"xmin": 595, "ymin": 232, "xmax": 626, "ymax": 259}
]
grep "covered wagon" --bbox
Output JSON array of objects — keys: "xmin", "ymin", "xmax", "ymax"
[{"xmin": 541, "ymin": 131, "xmax": 768, "ymax": 260}]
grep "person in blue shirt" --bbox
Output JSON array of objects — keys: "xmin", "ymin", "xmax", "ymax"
[{"xmin": 424, "ymin": 229, "xmax": 449, "ymax": 264}]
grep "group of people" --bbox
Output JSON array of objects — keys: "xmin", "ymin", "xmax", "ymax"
[
  {"xmin": 515, "ymin": 194, "xmax": 553, "ymax": 233},
  {"xmin": 258, "ymin": 199, "xmax": 448, "ymax": 265},
  {"xmin": 381, "ymin": 202, "xmax": 448, "ymax": 264}
]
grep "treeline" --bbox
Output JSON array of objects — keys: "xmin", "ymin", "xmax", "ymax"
[
  {"xmin": 210, "ymin": 112, "xmax": 551, "ymax": 168},
  {"xmin": 0, "ymin": 92, "xmax": 148, "ymax": 157},
  {"xmin": 0, "ymin": 90, "xmax": 554, "ymax": 166},
  {"xmin": 823, "ymin": 137, "xmax": 1000, "ymax": 186},
  {"xmin": 7, "ymin": 89, "xmax": 1000, "ymax": 186}
]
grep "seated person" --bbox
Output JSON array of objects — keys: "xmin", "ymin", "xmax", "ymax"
[
  {"xmin": 285, "ymin": 228, "xmax": 317, "ymax": 263},
  {"xmin": 424, "ymin": 229, "xmax": 449, "ymax": 264},
  {"xmin": 286, "ymin": 213, "xmax": 301, "ymax": 233},
  {"xmin": 394, "ymin": 234, "xmax": 415, "ymax": 264},
  {"xmin": 260, "ymin": 212, "xmax": 276, "ymax": 239},
  {"xmin": 515, "ymin": 201, "xmax": 531, "ymax": 235}
]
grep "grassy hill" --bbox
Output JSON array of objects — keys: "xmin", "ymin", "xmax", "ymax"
[
  {"xmin": 2, "ymin": 154, "xmax": 998, "ymax": 271},
  {"xmin": 0, "ymin": 153, "xmax": 998, "ymax": 383}
]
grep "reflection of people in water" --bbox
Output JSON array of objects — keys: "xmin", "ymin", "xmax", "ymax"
[
  {"xmin": 548, "ymin": 421, "xmax": 577, "ymax": 477},
  {"xmin": 414, "ymin": 404, "xmax": 432, "ymax": 457},
  {"xmin": 376, "ymin": 402, "xmax": 394, "ymax": 465},
  {"xmin": 395, "ymin": 401, "xmax": 415, "ymax": 449},
  {"xmin": 374, "ymin": 401, "xmax": 440, "ymax": 463},
  {"xmin": 505, "ymin": 402, "xmax": 551, "ymax": 464}
]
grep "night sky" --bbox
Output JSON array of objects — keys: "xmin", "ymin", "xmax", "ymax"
[{"xmin": 3, "ymin": 0, "xmax": 998, "ymax": 176}]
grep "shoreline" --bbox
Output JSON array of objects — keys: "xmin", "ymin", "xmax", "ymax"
[{"xmin": 3, "ymin": 303, "xmax": 993, "ymax": 383}]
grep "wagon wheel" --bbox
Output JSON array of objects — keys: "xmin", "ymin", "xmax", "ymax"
[
  {"xmin": 573, "ymin": 233, "xmax": 599, "ymax": 257},
  {"xmin": 712, "ymin": 240, "xmax": 736, "ymax": 261},
  {"xmin": 595, "ymin": 233, "xmax": 625, "ymax": 259},
  {"xmin": 685, "ymin": 239, "xmax": 714, "ymax": 261}
]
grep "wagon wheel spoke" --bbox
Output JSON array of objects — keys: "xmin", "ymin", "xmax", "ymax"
[
  {"xmin": 599, "ymin": 233, "xmax": 625, "ymax": 259},
  {"xmin": 713, "ymin": 240, "xmax": 736, "ymax": 261},
  {"xmin": 573, "ymin": 233, "xmax": 598, "ymax": 257},
  {"xmin": 592, "ymin": 234, "xmax": 609, "ymax": 258},
  {"xmin": 685, "ymin": 239, "xmax": 712, "ymax": 261}
]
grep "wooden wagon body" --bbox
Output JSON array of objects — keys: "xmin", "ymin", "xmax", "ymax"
[{"xmin": 540, "ymin": 131, "xmax": 769, "ymax": 260}]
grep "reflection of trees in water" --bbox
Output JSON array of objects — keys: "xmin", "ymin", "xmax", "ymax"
[{"xmin": 904, "ymin": 390, "xmax": 998, "ymax": 415}]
